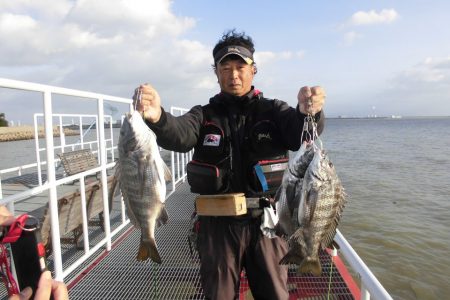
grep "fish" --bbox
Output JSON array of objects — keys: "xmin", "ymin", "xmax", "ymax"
[
  {"xmin": 279, "ymin": 142, "xmax": 346, "ymax": 276},
  {"xmin": 116, "ymin": 110, "xmax": 172, "ymax": 263},
  {"xmin": 275, "ymin": 142, "xmax": 315, "ymax": 237}
]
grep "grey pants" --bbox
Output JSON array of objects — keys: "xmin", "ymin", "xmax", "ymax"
[{"xmin": 197, "ymin": 216, "xmax": 289, "ymax": 300}]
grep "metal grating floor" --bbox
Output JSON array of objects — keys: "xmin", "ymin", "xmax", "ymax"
[{"xmin": 67, "ymin": 182, "xmax": 356, "ymax": 300}]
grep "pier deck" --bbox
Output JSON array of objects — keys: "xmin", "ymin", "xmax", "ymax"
[
  {"xmin": 66, "ymin": 182, "xmax": 358, "ymax": 300},
  {"xmin": 1, "ymin": 172, "xmax": 357, "ymax": 299}
]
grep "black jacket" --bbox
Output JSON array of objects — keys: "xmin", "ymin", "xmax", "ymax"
[{"xmin": 146, "ymin": 88, "xmax": 324, "ymax": 196}]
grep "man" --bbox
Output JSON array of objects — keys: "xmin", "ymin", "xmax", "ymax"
[{"xmin": 133, "ymin": 30, "xmax": 325, "ymax": 299}]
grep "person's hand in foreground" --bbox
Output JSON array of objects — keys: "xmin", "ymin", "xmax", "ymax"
[
  {"xmin": 8, "ymin": 271, "xmax": 69, "ymax": 300},
  {"xmin": 0, "ymin": 205, "xmax": 15, "ymax": 226}
]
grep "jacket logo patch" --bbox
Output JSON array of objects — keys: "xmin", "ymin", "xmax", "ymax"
[
  {"xmin": 203, "ymin": 134, "xmax": 221, "ymax": 146},
  {"xmin": 257, "ymin": 133, "xmax": 272, "ymax": 141}
]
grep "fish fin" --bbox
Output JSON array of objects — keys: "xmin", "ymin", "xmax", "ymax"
[
  {"xmin": 137, "ymin": 238, "xmax": 162, "ymax": 264},
  {"xmin": 298, "ymin": 258, "xmax": 322, "ymax": 276},
  {"xmin": 285, "ymin": 183, "xmax": 295, "ymax": 207},
  {"xmin": 156, "ymin": 206, "xmax": 169, "ymax": 227},
  {"xmin": 321, "ymin": 221, "xmax": 339, "ymax": 249},
  {"xmin": 113, "ymin": 162, "xmax": 121, "ymax": 181},
  {"xmin": 279, "ymin": 250, "xmax": 304, "ymax": 265},
  {"xmin": 286, "ymin": 182, "xmax": 302, "ymax": 216},
  {"xmin": 274, "ymin": 186, "xmax": 282, "ymax": 203},
  {"xmin": 320, "ymin": 193, "xmax": 346, "ymax": 249},
  {"xmin": 108, "ymin": 175, "xmax": 119, "ymax": 211},
  {"xmin": 162, "ymin": 162, "xmax": 172, "ymax": 182},
  {"xmin": 307, "ymin": 190, "xmax": 319, "ymax": 225},
  {"xmin": 123, "ymin": 199, "xmax": 139, "ymax": 228}
]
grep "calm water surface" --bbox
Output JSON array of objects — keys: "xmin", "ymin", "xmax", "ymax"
[
  {"xmin": 322, "ymin": 117, "xmax": 450, "ymax": 299},
  {"xmin": 1, "ymin": 117, "xmax": 449, "ymax": 299}
]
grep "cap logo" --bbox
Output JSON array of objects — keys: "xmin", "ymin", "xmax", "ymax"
[
  {"xmin": 228, "ymin": 47, "xmax": 241, "ymax": 53},
  {"xmin": 214, "ymin": 45, "xmax": 254, "ymax": 65}
]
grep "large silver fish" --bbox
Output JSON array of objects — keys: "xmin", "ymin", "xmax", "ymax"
[
  {"xmin": 279, "ymin": 143, "xmax": 346, "ymax": 276},
  {"xmin": 275, "ymin": 142, "xmax": 315, "ymax": 237},
  {"xmin": 116, "ymin": 111, "xmax": 172, "ymax": 263}
]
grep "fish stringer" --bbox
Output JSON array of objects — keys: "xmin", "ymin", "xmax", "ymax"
[
  {"xmin": 134, "ymin": 88, "xmax": 142, "ymax": 113},
  {"xmin": 301, "ymin": 112, "xmax": 322, "ymax": 150}
]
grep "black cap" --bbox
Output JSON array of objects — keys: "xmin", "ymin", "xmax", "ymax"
[{"xmin": 213, "ymin": 45, "xmax": 254, "ymax": 65}]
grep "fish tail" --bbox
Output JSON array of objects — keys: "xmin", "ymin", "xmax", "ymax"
[
  {"xmin": 298, "ymin": 258, "xmax": 322, "ymax": 276},
  {"xmin": 136, "ymin": 238, "xmax": 162, "ymax": 264}
]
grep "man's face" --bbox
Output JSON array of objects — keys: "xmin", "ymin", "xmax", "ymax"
[{"xmin": 215, "ymin": 56, "xmax": 255, "ymax": 97}]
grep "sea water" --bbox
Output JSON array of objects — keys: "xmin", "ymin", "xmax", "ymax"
[{"xmin": 321, "ymin": 117, "xmax": 450, "ymax": 299}]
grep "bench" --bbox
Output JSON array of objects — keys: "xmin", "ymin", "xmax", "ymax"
[
  {"xmin": 86, "ymin": 175, "xmax": 117, "ymax": 230},
  {"xmin": 57, "ymin": 149, "xmax": 99, "ymax": 180},
  {"xmin": 40, "ymin": 175, "xmax": 116, "ymax": 256}
]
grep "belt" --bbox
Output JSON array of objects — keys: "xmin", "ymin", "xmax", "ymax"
[{"xmin": 246, "ymin": 197, "xmax": 274, "ymax": 218}]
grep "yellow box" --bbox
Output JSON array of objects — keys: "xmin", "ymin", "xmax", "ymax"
[{"xmin": 195, "ymin": 193, "xmax": 247, "ymax": 216}]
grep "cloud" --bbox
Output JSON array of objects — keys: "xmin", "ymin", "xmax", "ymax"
[
  {"xmin": 0, "ymin": 0, "xmax": 211, "ymax": 123},
  {"xmin": 342, "ymin": 31, "xmax": 363, "ymax": 46},
  {"xmin": 393, "ymin": 56, "xmax": 450, "ymax": 87},
  {"xmin": 65, "ymin": 0, "xmax": 195, "ymax": 39},
  {"xmin": 0, "ymin": 2, "xmax": 195, "ymax": 68},
  {"xmin": 373, "ymin": 56, "xmax": 450, "ymax": 116},
  {"xmin": 0, "ymin": 0, "xmax": 72, "ymax": 20},
  {"xmin": 296, "ymin": 51, "xmax": 306, "ymax": 59},
  {"xmin": 0, "ymin": 0, "xmax": 197, "ymax": 65},
  {"xmin": 254, "ymin": 50, "xmax": 304, "ymax": 67},
  {"xmin": 349, "ymin": 9, "xmax": 399, "ymax": 26},
  {"xmin": 337, "ymin": 9, "xmax": 399, "ymax": 46}
]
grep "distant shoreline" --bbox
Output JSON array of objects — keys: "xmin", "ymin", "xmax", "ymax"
[
  {"xmin": 2, "ymin": 115, "xmax": 449, "ymax": 142},
  {"xmin": 0, "ymin": 126, "xmax": 79, "ymax": 142},
  {"xmin": 329, "ymin": 115, "xmax": 450, "ymax": 119}
]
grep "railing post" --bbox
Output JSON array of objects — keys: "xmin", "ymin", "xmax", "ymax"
[
  {"xmin": 34, "ymin": 114, "xmax": 43, "ymax": 186},
  {"xmin": 97, "ymin": 98, "xmax": 112, "ymax": 251},
  {"xmin": 0, "ymin": 176, "xmax": 3, "ymax": 201},
  {"xmin": 79, "ymin": 116, "xmax": 84, "ymax": 149},
  {"xmin": 109, "ymin": 117, "xmax": 115, "ymax": 162},
  {"xmin": 171, "ymin": 151, "xmax": 175, "ymax": 191},
  {"xmin": 79, "ymin": 176, "xmax": 90, "ymax": 253},
  {"xmin": 95, "ymin": 116, "xmax": 100, "ymax": 162},
  {"xmin": 43, "ymin": 90, "xmax": 64, "ymax": 281},
  {"xmin": 361, "ymin": 283, "xmax": 371, "ymax": 300},
  {"xmin": 59, "ymin": 115, "xmax": 65, "ymax": 153},
  {"xmin": 181, "ymin": 152, "xmax": 185, "ymax": 182}
]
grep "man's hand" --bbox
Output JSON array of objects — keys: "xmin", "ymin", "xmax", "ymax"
[
  {"xmin": 297, "ymin": 86, "xmax": 326, "ymax": 115},
  {"xmin": 132, "ymin": 83, "xmax": 162, "ymax": 123}
]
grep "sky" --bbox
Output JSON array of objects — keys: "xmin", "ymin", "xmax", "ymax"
[{"xmin": 1, "ymin": 0, "xmax": 450, "ymax": 124}]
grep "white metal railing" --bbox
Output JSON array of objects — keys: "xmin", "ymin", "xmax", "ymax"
[
  {"xmin": 0, "ymin": 77, "xmax": 191, "ymax": 284},
  {"xmin": 0, "ymin": 77, "xmax": 132, "ymax": 281},
  {"xmin": 169, "ymin": 107, "xmax": 194, "ymax": 190},
  {"xmin": 33, "ymin": 113, "xmax": 116, "ymax": 186},
  {"xmin": 0, "ymin": 78, "xmax": 392, "ymax": 299}
]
